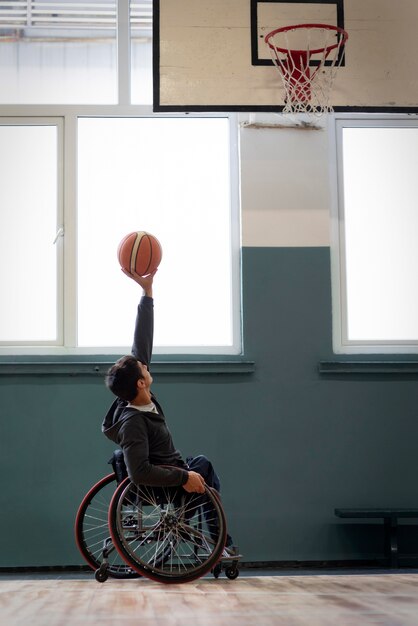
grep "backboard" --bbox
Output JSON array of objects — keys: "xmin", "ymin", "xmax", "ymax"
[{"xmin": 154, "ymin": 0, "xmax": 418, "ymax": 112}]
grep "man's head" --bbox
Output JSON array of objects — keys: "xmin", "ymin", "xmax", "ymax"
[{"xmin": 105, "ymin": 355, "xmax": 151, "ymax": 402}]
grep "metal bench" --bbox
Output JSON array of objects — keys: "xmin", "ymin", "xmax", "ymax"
[{"xmin": 335, "ymin": 508, "xmax": 418, "ymax": 568}]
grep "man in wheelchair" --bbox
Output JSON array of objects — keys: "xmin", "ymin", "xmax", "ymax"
[{"xmin": 102, "ymin": 268, "xmax": 236, "ymax": 556}]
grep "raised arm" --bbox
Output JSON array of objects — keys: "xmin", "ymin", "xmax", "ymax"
[{"xmin": 122, "ymin": 269, "xmax": 157, "ymax": 366}]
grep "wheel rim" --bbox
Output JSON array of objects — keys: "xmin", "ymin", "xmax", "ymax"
[{"xmin": 109, "ymin": 481, "xmax": 226, "ymax": 583}]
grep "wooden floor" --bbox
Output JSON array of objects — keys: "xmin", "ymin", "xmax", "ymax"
[{"xmin": 1, "ymin": 572, "xmax": 418, "ymax": 626}]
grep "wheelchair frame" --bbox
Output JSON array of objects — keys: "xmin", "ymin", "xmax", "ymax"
[{"xmin": 75, "ymin": 473, "xmax": 240, "ymax": 584}]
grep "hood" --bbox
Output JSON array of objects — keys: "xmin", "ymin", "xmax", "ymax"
[
  {"xmin": 102, "ymin": 398, "xmax": 130, "ymax": 443},
  {"xmin": 102, "ymin": 396, "xmax": 165, "ymax": 444}
]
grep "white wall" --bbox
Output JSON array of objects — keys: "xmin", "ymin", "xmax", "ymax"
[{"xmin": 240, "ymin": 114, "xmax": 331, "ymax": 247}]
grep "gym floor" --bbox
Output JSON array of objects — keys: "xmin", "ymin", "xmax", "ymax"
[{"xmin": 2, "ymin": 568, "xmax": 418, "ymax": 625}]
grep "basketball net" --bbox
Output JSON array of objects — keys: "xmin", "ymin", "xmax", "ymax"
[{"xmin": 265, "ymin": 24, "xmax": 348, "ymax": 117}]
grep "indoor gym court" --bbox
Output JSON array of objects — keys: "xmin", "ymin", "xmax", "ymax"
[{"xmin": 2, "ymin": 1, "xmax": 418, "ymax": 625}]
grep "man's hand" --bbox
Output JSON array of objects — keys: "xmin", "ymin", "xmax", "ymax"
[
  {"xmin": 122, "ymin": 268, "xmax": 157, "ymax": 297},
  {"xmin": 183, "ymin": 471, "xmax": 205, "ymax": 493}
]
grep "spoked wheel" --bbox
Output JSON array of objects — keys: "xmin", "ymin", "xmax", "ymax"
[
  {"xmin": 108, "ymin": 479, "xmax": 227, "ymax": 584},
  {"xmin": 75, "ymin": 474, "xmax": 140, "ymax": 579}
]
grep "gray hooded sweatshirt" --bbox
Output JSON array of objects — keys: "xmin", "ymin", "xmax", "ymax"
[{"xmin": 101, "ymin": 296, "xmax": 188, "ymax": 487}]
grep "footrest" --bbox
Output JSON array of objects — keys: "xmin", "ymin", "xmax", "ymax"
[{"xmin": 211, "ymin": 549, "xmax": 242, "ymax": 580}]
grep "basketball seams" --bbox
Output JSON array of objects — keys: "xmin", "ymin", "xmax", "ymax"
[
  {"xmin": 130, "ymin": 232, "xmax": 145, "ymax": 275},
  {"xmin": 118, "ymin": 230, "xmax": 162, "ymax": 277},
  {"xmin": 131, "ymin": 232, "xmax": 155, "ymax": 276},
  {"xmin": 142, "ymin": 234, "xmax": 152, "ymax": 276}
]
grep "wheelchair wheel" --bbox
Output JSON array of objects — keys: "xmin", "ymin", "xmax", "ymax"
[
  {"xmin": 75, "ymin": 473, "xmax": 140, "ymax": 579},
  {"xmin": 108, "ymin": 478, "xmax": 227, "ymax": 584}
]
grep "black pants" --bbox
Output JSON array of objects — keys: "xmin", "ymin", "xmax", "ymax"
[
  {"xmin": 185, "ymin": 454, "xmax": 221, "ymax": 491},
  {"xmin": 186, "ymin": 454, "xmax": 233, "ymax": 547}
]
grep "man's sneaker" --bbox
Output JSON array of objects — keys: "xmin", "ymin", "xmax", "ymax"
[{"xmin": 222, "ymin": 544, "xmax": 240, "ymax": 558}]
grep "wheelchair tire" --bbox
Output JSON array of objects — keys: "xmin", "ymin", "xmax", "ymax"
[
  {"xmin": 75, "ymin": 473, "xmax": 140, "ymax": 579},
  {"xmin": 108, "ymin": 478, "xmax": 227, "ymax": 584}
]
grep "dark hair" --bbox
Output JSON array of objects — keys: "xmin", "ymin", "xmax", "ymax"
[{"xmin": 105, "ymin": 355, "xmax": 144, "ymax": 402}]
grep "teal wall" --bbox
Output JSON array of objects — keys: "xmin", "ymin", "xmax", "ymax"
[{"xmin": 2, "ymin": 247, "xmax": 418, "ymax": 567}]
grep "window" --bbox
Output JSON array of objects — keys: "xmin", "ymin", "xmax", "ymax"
[
  {"xmin": 0, "ymin": 120, "xmax": 62, "ymax": 343},
  {"xmin": 330, "ymin": 115, "xmax": 418, "ymax": 354},
  {"xmin": 0, "ymin": 2, "xmax": 240, "ymax": 356},
  {"xmin": 0, "ymin": 0, "xmax": 152, "ymax": 104},
  {"xmin": 77, "ymin": 116, "xmax": 237, "ymax": 352}
]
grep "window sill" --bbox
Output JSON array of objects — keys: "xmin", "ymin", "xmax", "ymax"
[
  {"xmin": 0, "ymin": 359, "xmax": 255, "ymax": 376},
  {"xmin": 319, "ymin": 361, "xmax": 418, "ymax": 375}
]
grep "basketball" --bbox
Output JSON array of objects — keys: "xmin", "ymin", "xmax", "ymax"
[{"xmin": 117, "ymin": 231, "xmax": 162, "ymax": 277}]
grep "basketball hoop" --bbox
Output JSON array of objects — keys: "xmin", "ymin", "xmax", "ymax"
[{"xmin": 265, "ymin": 23, "xmax": 348, "ymax": 117}]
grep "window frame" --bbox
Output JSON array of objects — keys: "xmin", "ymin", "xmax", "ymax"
[
  {"xmin": 0, "ymin": 116, "xmax": 64, "ymax": 348},
  {"xmin": 0, "ymin": 107, "xmax": 241, "ymax": 357},
  {"xmin": 330, "ymin": 113, "xmax": 418, "ymax": 355}
]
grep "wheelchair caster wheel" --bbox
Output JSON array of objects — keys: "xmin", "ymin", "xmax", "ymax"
[
  {"xmin": 95, "ymin": 567, "xmax": 109, "ymax": 583},
  {"xmin": 225, "ymin": 566, "xmax": 239, "ymax": 580},
  {"xmin": 212, "ymin": 563, "xmax": 222, "ymax": 579}
]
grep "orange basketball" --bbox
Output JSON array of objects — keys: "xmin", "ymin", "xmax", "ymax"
[{"xmin": 117, "ymin": 231, "xmax": 162, "ymax": 277}]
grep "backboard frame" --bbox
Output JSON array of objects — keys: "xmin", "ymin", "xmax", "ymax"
[
  {"xmin": 153, "ymin": 0, "xmax": 418, "ymax": 114},
  {"xmin": 251, "ymin": 0, "xmax": 346, "ymax": 67}
]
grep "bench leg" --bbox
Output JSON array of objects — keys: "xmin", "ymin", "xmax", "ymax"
[{"xmin": 384, "ymin": 517, "xmax": 398, "ymax": 568}]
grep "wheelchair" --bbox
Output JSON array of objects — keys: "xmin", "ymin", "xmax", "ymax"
[{"xmin": 75, "ymin": 469, "xmax": 240, "ymax": 584}]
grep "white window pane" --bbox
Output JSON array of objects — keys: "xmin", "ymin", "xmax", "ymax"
[
  {"xmin": 0, "ymin": 125, "xmax": 58, "ymax": 342},
  {"xmin": 77, "ymin": 117, "xmax": 233, "ymax": 351},
  {"xmin": 130, "ymin": 38, "xmax": 152, "ymax": 105},
  {"xmin": 343, "ymin": 127, "xmax": 418, "ymax": 341},
  {"xmin": 0, "ymin": 1, "xmax": 117, "ymax": 104},
  {"xmin": 130, "ymin": 1, "xmax": 153, "ymax": 104}
]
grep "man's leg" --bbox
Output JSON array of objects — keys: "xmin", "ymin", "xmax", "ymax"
[
  {"xmin": 186, "ymin": 455, "xmax": 221, "ymax": 491},
  {"xmin": 186, "ymin": 455, "xmax": 234, "ymax": 548}
]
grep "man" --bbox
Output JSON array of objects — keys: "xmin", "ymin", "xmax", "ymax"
[{"xmin": 102, "ymin": 269, "xmax": 235, "ymax": 551}]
